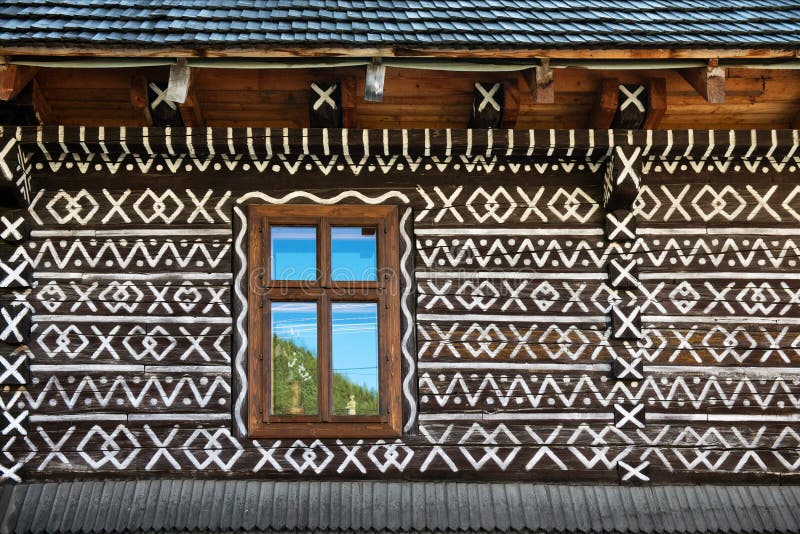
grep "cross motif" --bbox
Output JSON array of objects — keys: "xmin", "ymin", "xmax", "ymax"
[
  {"xmin": 148, "ymin": 82, "xmax": 177, "ymax": 110},
  {"xmin": 619, "ymin": 84, "xmax": 645, "ymax": 112},
  {"xmin": 311, "ymin": 82, "xmax": 338, "ymax": 110},
  {"xmin": 612, "ymin": 357, "xmax": 644, "ymax": 381},
  {"xmin": 619, "ymin": 460, "xmax": 650, "ymax": 482},
  {"xmin": 0, "ymin": 212, "xmax": 27, "ymax": 243},
  {"xmin": 611, "ymin": 304, "xmax": 643, "ymax": 340},
  {"xmin": 0, "ymin": 304, "xmax": 30, "ymax": 344},
  {"xmin": 475, "ymin": 82, "xmax": 502, "ymax": 112},
  {"xmin": 0, "ymin": 260, "xmax": 31, "ymax": 289},
  {"xmin": 613, "ymin": 403, "xmax": 645, "ymax": 429},
  {"xmin": 607, "ymin": 256, "xmax": 638, "ymax": 289},
  {"xmin": 605, "ymin": 209, "xmax": 637, "ymax": 241}
]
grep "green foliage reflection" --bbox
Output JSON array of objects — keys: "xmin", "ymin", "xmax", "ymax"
[{"xmin": 272, "ymin": 336, "xmax": 378, "ymax": 416}]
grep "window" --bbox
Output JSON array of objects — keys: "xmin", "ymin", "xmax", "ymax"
[{"xmin": 247, "ymin": 205, "xmax": 402, "ymax": 438}]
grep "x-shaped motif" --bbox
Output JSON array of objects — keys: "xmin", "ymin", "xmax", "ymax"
[
  {"xmin": 614, "ymin": 146, "xmax": 642, "ymax": 188},
  {"xmin": 0, "ymin": 214, "xmax": 25, "ymax": 242},
  {"xmin": 187, "ymin": 189, "xmax": 215, "ymax": 223},
  {"xmin": 423, "ymin": 280, "xmax": 454, "ymax": 310},
  {"xmin": 178, "ymin": 326, "xmax": 212, "ymax": 361},
  {"xmin": 612, "ymin": 357, "xmax": 644, "ymax": 380},
  {"xmin": 0, "ymin": 306, "xmax": 28, "ymax": 343},
  {"xmin": 1, "ymin": 409, "xmax": 27, "ymax": 435},
  {"xmin": 0, "ymin": 352, "xmax": 26, "ymax": 384},
  {"xmin": 619, "ymin": 84, "xmax": 645, "ymax": 112},
  {"xmin": 661, "ymin": 184, "xmax": 692, "ymax": 221},
  {"xmin": 69, "ymin": 281, "xmax": 98, "ymax": 312},
  {"xmin": 475, "ymin": 82, "xmax": 502, "ymax": 112},
  {"xmin": 612, "ymin": 304, "xmax": 642, "ymax": 340},
  {"xmin": 608, "ymin": 257, "xmax": 638, "ymax": 289},
  {"xmin": 0, "ymin": 261, "xmax": 29, "ymax": 288},
  {"xmin": 101, "ymin": 189, "xmax": 132, "ymax": 223},
  {"xmin": 500, "ymin": 280, "xmax": 528, "ymax": 311},
  {"xmin": 605, "ymin": 210, "xmax": 636, "ymax": 241},
  {"xmin": 619, "ymin": 460, "xmax": 650, "ymax": 482},
  {"xmin": 91, "ymin": 325, "xmax": 121, "ymax": 360},
  {"xmin": 336, "ymin": 439, "xmax": 366, "ymax": 473},
  {"xmin": 148, "ymin": 82, "xmax": 177, "ymax": 110},
  {"xmin": 614, "ymin": 404, "xmax": 645, "ymax": 429},
  {"xmin": 746, "ymin": 184, "xmax": 781, "ymax": 221},
  {"xmin": 311, "ymin": 83, "xmax": 338, "ymax": 110}
]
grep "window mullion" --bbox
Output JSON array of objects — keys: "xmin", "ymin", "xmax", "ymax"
[{"xmin": 319, "ymin": 291, "xmax": 333, "ymax": 422}]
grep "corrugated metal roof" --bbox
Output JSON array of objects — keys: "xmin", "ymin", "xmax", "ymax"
[
  {"xmin": 2, "ymin": 480, "xmax": 800, "ymax": 533},
  {"xmin": 0, "ymin": 0, "xmax": 799, "ymax": 49}
]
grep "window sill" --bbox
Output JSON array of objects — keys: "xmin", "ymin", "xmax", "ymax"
[{"xmin": 248, "ymin": 420, "xmax": 403, "ymax": 439}]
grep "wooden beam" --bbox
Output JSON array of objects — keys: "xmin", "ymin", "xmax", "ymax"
[
  {"xmin": 0, "ymin": 46, "xmax": 793, "ymax": 60},
  {"xmin": 590, "ymin": 78, "xmax": 619, "ymax": 129},
  {"xmin": 130, "ymin": 74, "xmax": 153, "ymax": 126},
  {"xmin": 678, "ymin": 59, "xmax": 725, "ymax": 103},
  {"xmin": 179, "ymin": 88, "xmax": 204, "ymax": 127},
  {"xmin": 470, "ymin": 82, "xmax": 504, "ymax": 128},
  {"xmin": 31, "ymin": 78, "xmax": 53, "ymax": 125},
  {"xmin": 522, "ymin": 59, "xmax": 554, "ymax": 104},
  {"xmin": 166, "ymin": 58, "xmax": 191, "ymax": 103},
  {"xmin": 0, "ymin": 65, "xmax": 37, "ymax": 101},
  {"xmin": 341, "ymin": 76, "xmax": 357, "ymax": 128},
  {"xmin": 500, "ymin": 79, "xmax": 520, "ymax": 128},
  {"xmin": 642, "ymin": 78, "xmax": 667, "ymax": 129}
]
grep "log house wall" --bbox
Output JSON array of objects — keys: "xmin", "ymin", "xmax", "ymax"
[{"xmin": 2, "ymin": 127, "xmax": 800, "ymax": 483}]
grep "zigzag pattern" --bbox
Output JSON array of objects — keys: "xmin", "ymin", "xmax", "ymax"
[
  {"xmin": 24, "ymin": 373, "xmax": 231, "ymax": 410},
  {"xmin": 418, "ymin": 372, "xmax": 800, "ymax": 410},
  {"xmin": 416, "ymin": 236, "xmax": 800, "ymax": 270},
  {"xmin": 13, "ymin": 238, "xmax": 231, "ymax": 271}
]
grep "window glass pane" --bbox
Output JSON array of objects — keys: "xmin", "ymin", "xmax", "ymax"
[
  {"xmin": 271, "ymin": 226, "xmax": 316, "ymax": 281},
  {"xmin": 271, "ymin": 302, "xmax": 318, "ymax": 415},
  {"xmin": 331, "ymin": 227, "xmax": 377, "ymax": 281},
  {"xmin": 331, "ymin": 302, "xmax": 379, "ymax": 416}
]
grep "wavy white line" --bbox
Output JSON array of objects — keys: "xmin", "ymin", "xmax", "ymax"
[
  {"xmin": 399, "ymin": 208, "xmax": 417, "ymax": 433},
  {"xmin": 232, "ymin": 206, "xmax": 249, "ymax": 437},
  {"xmin": 236, "ymin": 190, "xmax": 410, "ymax": 205}
]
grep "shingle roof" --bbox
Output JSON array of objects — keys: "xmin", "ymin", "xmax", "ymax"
[
  {"xmin": 3, "ymin": 480, "xmax": 800, "ymax": 533},
  {"xmin": 0, "ymin": 1, "xmax": 799, "ymax": 49}
]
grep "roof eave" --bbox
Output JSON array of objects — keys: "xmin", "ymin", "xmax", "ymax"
[{"xmin": 0, "ymin": 43, "xmax": 796, "ymax": 60}]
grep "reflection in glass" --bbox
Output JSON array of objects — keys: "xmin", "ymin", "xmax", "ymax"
[
  {"xmin": 271, "ymin": 302, "xmax": 318, "ymax": 415},
  {"xmin": 271, "ymin": 226, "xmax": 316, "ymax": 281},
  {"xmin": 331, "ymin": 302, "xmax": 379, "ymax": 416},
  {"xmin": 331, "ymin": 227, "xmax": 377, "ymax": 281}
]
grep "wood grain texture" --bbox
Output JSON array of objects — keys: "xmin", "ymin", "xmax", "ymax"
[{"xmin": 2, "ymin": 126, "xmax": 800, "ymax": 484}]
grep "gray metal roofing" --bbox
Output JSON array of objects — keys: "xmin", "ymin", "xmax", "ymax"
[
  {"xmin": 2, "ymin": 480, "xmax": 800, "ymax": 533},
  {"xmin": 0, "ymin": 1, "xmax": 799, "ymax": 49}
]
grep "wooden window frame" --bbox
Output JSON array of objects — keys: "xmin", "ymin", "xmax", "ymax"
[{"xmin": 246, "ymin": 204, "xmax": 402, "ymax": 438}]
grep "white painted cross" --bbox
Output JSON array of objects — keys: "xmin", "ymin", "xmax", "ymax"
[
  {"xmin": 149, "ymin": 82, "xmax": 177, "ymax": 111},
  {"xmin": 475, "ymin": 82, "xmax": 502, "ymax": 112},
  {"xmin": 311, "ymin": 83, "xmax": 338, "ymax": 110},
  {"xmin": 614, "ymin": 403, "xmax": 645, "ymax": 429},
  {"xmin": 619, "ymin": 84, "xmax": 645, "ymax": 112},
  {"xmin": 0, "ymin": 215, "xmax": 24, "ymax": 242},
  {"xmin": 606, "ymin": 210, "xmax": 637, "ymax": 241},
  {"xmin": 619, "ymin": 460, "xmax": 650, "ymax": 482}
]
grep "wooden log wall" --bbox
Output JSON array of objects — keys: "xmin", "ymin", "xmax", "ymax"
[
  {"xmin": 2, "ymin": 126, "xmax": 800, "ymax": 484},
  {"xmin": 22, "ymin": 66, "xmax": 800, "ymax": 130}
]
